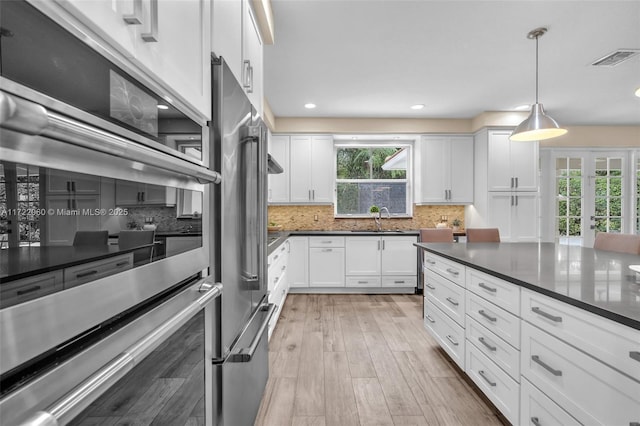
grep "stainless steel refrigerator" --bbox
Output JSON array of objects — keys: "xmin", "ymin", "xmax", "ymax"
[{"xmin": 210, "ymin": 56, "xmax": 275, "ymax": 426}]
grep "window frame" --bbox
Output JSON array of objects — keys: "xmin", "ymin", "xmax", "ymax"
[{"xmin": 333, "ymin": 141, "xmax": 413, "ymax": 218}]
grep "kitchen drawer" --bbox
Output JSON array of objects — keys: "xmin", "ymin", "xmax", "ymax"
[
  {"xmin": 423, "ymin": 252, "xmax": 465, "ymax": 287},
  {"xmin": 268, "ymin": 242, "xmax": 288, "ymax": 268},
  {"xmin": 381, "ymin": 275, "xmax": 417, "ymax": 288},
  {"xmin": 64, "ymin": 253, "xmax": 133, "ymax": 289},
  {"xmin": 465, "ymin": 341, "xmax": 519, "ymax": 425},
  {"xmin": 424, "ymin": 298, "xmax": 465, "ymax": 370},
  {"xmin": 425, "ymin": 269, "xmax": 465, "ymax": 327},
  {"xmin": 308, "ymin": 236, "xmax": 345, "ymax": 248},
  {"xmin": 346, "ymin": 276, "xmax": 381, "ymax": 287},
  {"xmin": 466, "ymin": 268, "xmax": 520, "ymax": 316},
  {"xmin": 466, "ymin": 315, "xmax": 520, "ymax": 381},
  {"xmin": 466, "ymin": 291, "xmax": 520, "ymax": 349},
  {"xmin": 522, "ymin": 288, "xmax": 640, "ymax": 382},
  {"xmin": 521, "ymin": 322, "xmax": 640, "ymax": 426},
  {"xmin": 269, "ymin": 260, "xmax": 288, "ymax": 293},
  {"xmin": 520, "ymin": 377, "xmax": 581, "ymax": 426},
  {"xmin": 0, "ymin": 270, "xmax": 64, "ymax": 308}
]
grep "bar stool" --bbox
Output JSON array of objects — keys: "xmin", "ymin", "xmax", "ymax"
[
  {"xmin": 593, "ymin": 232, "xmax": 640, "ymax": 255},
  {"xmin": 466, "ymin": 228, "xmax": 501, "ymax": 243}
]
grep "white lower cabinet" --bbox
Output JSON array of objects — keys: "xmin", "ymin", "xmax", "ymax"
[
  {"xmin": 267, "ymin": 240, "xmax": 290, "ymax": 339},
  {"xmin": 424, "ymin": 269, "xmax": 465, "ymax": 327},
  {"xmin": 423, "ymin": 298, "xmax": 465, "ymax": 369},
  {"xmin": 520, "ymin": 377, "xmax": 581, "ymax": 426},
  {"xmin": 521, "ymin": 321, "xmax": 640, "ymax": 426},
  {"xmin": 466, "ymin": 316, "xmax": 520, "ymax": 382},
  {"xmin": 64, "ymin": 253, "xmax": 133, "ymax": 289},
  {"xmin": 466, "ymin": 342, "xmax": 520, "ymax": 425},
  {"xmin": 466, "ymin": 292, "xmax": 520, "ymax": 349},
  {"xmin": 309, "ymin": 237, "xmax": 345, "ymax": 288},
  {"xmin": 0, "ymin": 271, "xmax": 64, "ymax": 308},
  {"xmin": 288, "ymin": 236, "xmax": 309, "ymax": 288}
]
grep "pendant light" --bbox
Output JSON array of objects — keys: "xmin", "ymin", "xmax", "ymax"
[{"xmin": 510, "ymin": 27, "xmax": 567, "ymax": 142}]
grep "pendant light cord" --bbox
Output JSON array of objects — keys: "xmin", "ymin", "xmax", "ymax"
[{"xmin": 535, "ymin": 34, "xmax": 539, "ymax": 104}]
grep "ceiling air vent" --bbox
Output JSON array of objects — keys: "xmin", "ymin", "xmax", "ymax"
[{"xmin": 591, "ymin": 49, "xmax": 640, "ymax": 67}]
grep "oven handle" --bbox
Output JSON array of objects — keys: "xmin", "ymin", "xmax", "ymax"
[
  {"xmin": 16, "ymin": 279, "xmax": 222, "ymax": 426},
  {"xmin": 0, "ymin": 91, "xmax": 221, "ymax": 185},
  {"xmin": 227, "ymin": 303, "xmax": 277, "ymax": 363}
]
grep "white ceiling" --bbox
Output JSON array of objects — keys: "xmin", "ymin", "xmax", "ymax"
[{"xmin": 264, "ymin": 0, "xmax": 640, "ymax": 126}]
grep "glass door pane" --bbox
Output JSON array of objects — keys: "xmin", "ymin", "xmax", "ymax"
[{"xmin": 555, "ymin": 156, "xmax": 584, "ymax": 245}]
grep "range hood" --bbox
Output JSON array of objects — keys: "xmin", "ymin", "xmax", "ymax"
[{"xmin": 267, "ymin": 153, "xmax": 284, "ymax": 174}]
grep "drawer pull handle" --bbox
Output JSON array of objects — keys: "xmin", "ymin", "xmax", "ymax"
[
  {"xmin": 322, "ymin": 248, "xmax": 333, "ymax": 252},
  {"xmin": 629, "ymin": 423, "xmax": 640, "ymax": 426},
  {"xmin": 274, "ymin": 255, "xmax": 279, "ymax": 260},
  {"xmin": 478, "ymin": 282, "xmax": 497, "ymax": 293},
  {"xmin": 478, "ymin": 309, "xmax": 497, "ymax": 322},
  {"xmin": 16, "ymin": 285, "xmax": 42, "ymax": 296},
  {"xmin": 478, "ymin": 337, "xmax": 497, "ymax": 352},
  {"xmin": 358, "ymin": 281, "xmax": 368, "ymax": 284},
  {"xmin": 629, "ymin": 351, "xmax": 640, "ymax": 363},
  {"xmin": 116, "ymin": 261, "xmax": 129, "ymax": 267},
  {"xmin": 76, "ymin": 270, "xmax": 98, "ymax": 278},
  {"xmin": 531, "ymin": 355, "xmax": 562, "ymax": 376},
  {"xmin": 531, "ymin": 307, "xmax": 562, "ymax": 323},
  {"xmin": 445, "ymin": 335, "xmax": 459, "ymax": 346},
  {"xmin": 425, "ymin": 283, "xmax": 436, "ymax": 290},
  {"xmin": 446, "ymin": 297, "xmax": 459, "ymax": 306},
  {"xmin": 531, "ymin": 417, "xmax": 541, "ymax": 426},
  {"xmin": 426, "ymin": 259, "xmax": 436, "ymax": 265},
  {"xmin": 425, "ymin": 314, "xmax": 435, "ymax": 323},
  {"xmin": 446, "ymin": 268, "xmax": 459, "ymax": 276},
  {"xmin": 478, "ymin": 370, "xmax": 496, "ymax": 387},
  {"xmin": 321, "ymin": 240, "xmax": 332, "ymax": 244},
  {"xmin": 281, "ymin": 266, "xmax": 286, "ymax": 271},
  {"xmin": 394, "ymin": 280, "xmax": 405, "ymax": 284}
]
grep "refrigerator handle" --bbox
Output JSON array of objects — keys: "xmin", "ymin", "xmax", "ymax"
[{"xmin": 227, "ymin": 303, "xmax": 277, "ymax": 363}]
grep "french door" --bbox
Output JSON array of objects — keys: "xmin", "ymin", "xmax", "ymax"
[{"xmin": 549, "ymin": 150, "xmax": 630, "ymax": 247}]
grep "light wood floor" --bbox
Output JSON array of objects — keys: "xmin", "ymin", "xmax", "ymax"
[{"xmin": 255, "ymin": 294, "xmax": 506, "ymax": 426}]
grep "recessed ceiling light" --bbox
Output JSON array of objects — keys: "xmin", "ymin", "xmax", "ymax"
[
  {"xmin": 351, "ymin": 136, "xmax": 358, "ymax": 140},
  {"xmin": 514, "ymin": 104, "xmax": 530, "ymax": 111},
  {"xmin": 157, "ymin": 104, "xmax": 169, "ymax": 110},
  {"xmin": 304, "ymin": 103, "xmax": 316, "ymax": 109},
  {"xmin": 635, "ymin": 87, "xmax": 640, "ymax": 97},
  {"xmin": 410, "ymin": 104, "xmax": 425, "ymax": 110}
]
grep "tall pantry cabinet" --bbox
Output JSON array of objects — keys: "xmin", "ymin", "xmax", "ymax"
[{"xmin": 466, "ymin": 129, "xmax": 540, "ymax": 242}]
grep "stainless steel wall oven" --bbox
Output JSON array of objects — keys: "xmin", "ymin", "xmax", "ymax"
[{"xmin": 0, "ymin": 1, "xmax": 221, "ymax": 424}]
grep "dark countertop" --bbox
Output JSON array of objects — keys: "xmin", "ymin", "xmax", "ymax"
[
  {"xmin": 267, "ymin": 230, "xmax": 420, "ymax": 255},
  {"xmin": 415, "ymin": 242, "xmax": 640, "ymax": 330},
  {"xmin": 0, "ymin": 244, "xmax": 154, "ymax": 283},
  {"xmin": 109, "ymin": 231, "xmax": 202, "ymax": 238}
]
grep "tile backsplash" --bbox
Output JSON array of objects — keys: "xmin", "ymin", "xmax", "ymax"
[
  {"xmin": 268, "ymin": 204, "xmax": 465, "ymax": 231},
  {"xmin": 125, "ymin": 206, "xmax": 202, "ymax": 232}
]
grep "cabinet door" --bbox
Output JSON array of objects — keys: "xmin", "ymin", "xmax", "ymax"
[
  {"xmin": 487, "ymin": 192, "xmax": 513, "ymax": 242},
  {"xmin": 449, "ymin": 137, "xmax": 474, "ymax": 203},
  {"xmin": 133, "ymin": 0, "xmax": 211, "ymax": 117},
  {"xmin": 242, "ymin": 0, "xmax": 263, "ymax": 114},
  {"xmin": 510, "ymin": 140, "xmax": 539, "ymax": 191},
  {"xmin": 47, "ymin": 170, "xmax": 100, "ymax": 195},
  {"xmin": 309, "ymin": 247, "xmax": 345, "ymax": 287},
  {"xmin": 345, "ymin": 237, "xmax": 381, "ymax": 276},
  {"xmin": 56, "ymin": 0, "xmax": 138, "ymax": 55},
  {"xmin": 75, "ymin": 196, "xmax": 102, "ymax": 231},
  {"xmin": 44, "ymin": 196, "xmax": 77, "ymax": 245},
  {"xmin": 487, "ymin": 131, "xmax": 513, "ymax": 192},
  {"xmin": 512, "ymin": 193, "xmax": 539, "ymax": 242},
  {"xmin": 115, "ymin": 180, "xmax": 141, "ymax": 205},
  {"xmin": 212, "ymin": 0, "xmax": 242, "ymax": 84},
  {"xmin": 289, "ymin": 136, "xmax": 312, "ymax": 203},
  {"xmin": 268, "ymin": 136, "xmax": 290, "ymax": 203},
  {"xmin": 381, "ymin": 236, "xmax": 417, "ymax": 275},
  {"xmin": 419, "ymin": 136, "xmax": 448, "ymax": 203},
  {"xmin": 288, "ymin": 237, "xmax": 309, "ymax": 288},
  {"xmin": 141, "ymin": 184, "xmax": 166, "ymax": 204},
  {"xmin": 310, "ymin": 136, "xmax": 334, "ymax": 203}
]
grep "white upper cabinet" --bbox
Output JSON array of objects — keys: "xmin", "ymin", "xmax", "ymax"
[
  {"xmin": 211, "ymin": 0, "xmax": 263, "ymax": 115},
  {"xmin": 289, "ymin": 135, "xmax": 334, "ymax": 204},
  {"xmin": 242, "ymin": 0, "xmax": 263, "ymax": 115},
  {"xmin": 268, "ymin": 135, "xmax": 290, "ymax": 203},
  {"xmin": 57, "ymin": 0, "xmax": 211, "ymax": 120},
  {"xmin": 212, "ymin": 0, "xmax": 242, "ymax": 82},
  {"xmin": 487, "ymin": 130, "xmax": 538, "ymax": 192},
  {"xmin": 417, "ymin": 135, "xmax": 474, "ymax": 204}
]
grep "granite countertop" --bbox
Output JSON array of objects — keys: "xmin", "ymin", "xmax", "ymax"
[
  {"xmin": 415, "ymin": 242, "xmax": 640, "ymax": 330},
  {"xmin": 267, "ymin": 229, "xmax": 421, "ymax": 255},
  {"xmin": 0, "ymin": 244, "xmax": 156, "ymax": 283}
]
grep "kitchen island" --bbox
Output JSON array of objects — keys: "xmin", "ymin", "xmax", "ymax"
[{"xmin": 415, "ymin": 242, "xmax": 640, "ymax": 426}]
